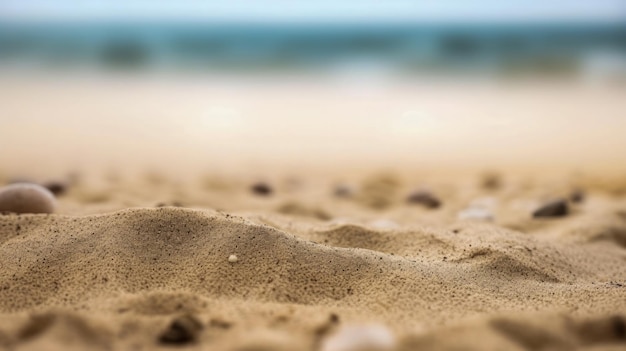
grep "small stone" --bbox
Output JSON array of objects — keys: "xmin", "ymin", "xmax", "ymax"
[
  {"xmin": 321, "ymin": 324, "xmax": 395, "ymax": 351},
  {"xmin": 0, "ymin": 183, "xmax": 57, "ymax": 214},
  {"xmin": 406, "ymin": 190, "xmax": 441, "ymax": 209},
  {"xmin": 570, "ymin": 189, "xmax": 585, "ymax": 203},
  {"xmin": 481, "ymin": 172, "xmax": 502, "ymax": 190},
  {"xmin": 334, "ymin": 184, "xmax": 354, "ymax": 198},
  {"xmin": 532, "ymin": 199, "xmax": 568, "ymax": 218},
  {"xmin": 228, "ymin": 254, "xmax": 238, "ymax": 263},
  {"xmin": 251, "ymin": 182, "xmax": 272, "ymax": 196},
  {"xmin": 43, "ymin": 181, "xmax": 68, "ymax": 196},
  {"xmin": 156, "ymin": 201, "xmax": 183, "ymax": 208},
  {"xmin": 158, "ymin": 314, "xmax": 203, "ymax": 345}
]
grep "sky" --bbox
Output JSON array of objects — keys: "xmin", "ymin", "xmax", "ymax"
[{"xmin": 0, "ymin": 0, "xmax": 625, "ymax": 23}]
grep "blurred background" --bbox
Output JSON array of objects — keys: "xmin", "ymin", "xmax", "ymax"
[{"xmin": 1, "ymin": 1, "xmax": 625, "ymax": 178}]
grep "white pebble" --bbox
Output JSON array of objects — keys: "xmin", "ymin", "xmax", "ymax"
[
  {"xmin": 0, "ymin": 183, "xmax": 57, "ymax": 214},
  {"xmin": 228, "ymin": 254, "xmax": 238, "ymax": 263},
  {"xmin": 321, "ymin": 324, "xmax": 395, "ymax": 351},
  {"xmin": 457, "ymin": 207, "xmax": 494, "ymax": 221}
]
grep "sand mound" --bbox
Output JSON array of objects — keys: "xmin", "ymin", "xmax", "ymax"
[
  {"xmin": 1, "ymin": 208, "xmax": 386, "ymax": 310},
  {"xmin": 1, "ymin": 201, "xmax": 625, "ymax": 350}
]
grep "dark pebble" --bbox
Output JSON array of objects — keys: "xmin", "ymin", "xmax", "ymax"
[
  {"xmin": 43, "ymin": 181, "xmax": 68, "ymax": 196},
  {"xmin": 251, "ymin": 182, "xmax": 272, "ymax": 196},
  {"xmin": 17, "ymin": 313, "xmax": 56, "ymax": 341},
  {"xmin": 156, "ymin": 201, "xmax": 183, "ymax": 208},
  {"xmin": 406, "ymin": 190, "xmax": 441, "ymax": 209},
  {"xmin": 333, "ymin": 184, "xmax": 353, "ymax": 198},
  {"xmin": 314, "ymin": 313, "xmax": 341, "ymax": 337},
  {"xmin": 159, "ymin": 314, "xmax": 203, "ymax": 345},
  {"xmin": 612, "ymin": 315, "xmax": 626, "ymax": 339},
  {"xmin": 570, "ymin": 189, "xmax": 585, "ymax": 203},
  {"xmin": 532, "ymin": 199, "xmax": 569, "ymax": 218},
  {"xmin": 481, "ymin": 172, "xmax": 502, "ymax": 190}
]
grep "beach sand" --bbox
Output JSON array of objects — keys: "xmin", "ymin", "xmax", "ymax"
[{"xmin": 0, "ymin": 76, "xmax": 625, "ymax": 350}]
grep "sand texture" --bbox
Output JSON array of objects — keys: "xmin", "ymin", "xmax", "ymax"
[{"xmin": 0, "ymin": 171, "xmax": 625, "ymax": 351}]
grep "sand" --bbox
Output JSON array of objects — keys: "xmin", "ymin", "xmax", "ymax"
[
  {"xmin": 0, "ymin": 75, "xmax": 625, "ymax": 350},
  {"xmin": 0, "ymin": 169, "xmax": 625, "ymax": 351}
]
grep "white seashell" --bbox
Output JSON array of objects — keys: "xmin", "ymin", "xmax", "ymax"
[{"xmin": 228, "ymin": 254, "xmax": 238, "ymax": 263}]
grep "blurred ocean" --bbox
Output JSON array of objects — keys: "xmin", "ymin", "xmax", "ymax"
[{"xmin": 1, "ymin": 22, "xmax": 625, "ymax": 78}]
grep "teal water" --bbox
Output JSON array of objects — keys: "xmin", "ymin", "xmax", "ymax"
[{"xmin": 0, "ymin": 22, "xmax": 625, "ymax": 75}]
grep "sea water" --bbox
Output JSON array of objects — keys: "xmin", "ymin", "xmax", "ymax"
[{"xmin": 0, "ymin": 22, "xmax": 625, "ymax": 78}]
